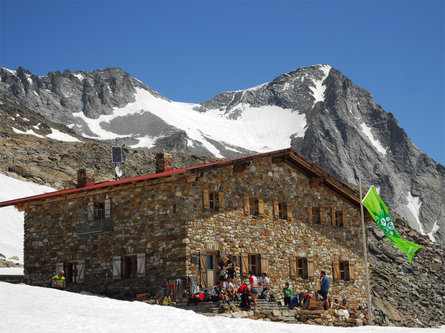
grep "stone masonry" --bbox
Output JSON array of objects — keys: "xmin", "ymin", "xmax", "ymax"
[{"xmin": 12, "ymin": 149, "xmax": 368, "ymax": 304}]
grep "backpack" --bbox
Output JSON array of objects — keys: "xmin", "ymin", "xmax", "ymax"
[{"xmin": 239, "ymin": 288, "xmax": 251, "ymax": 310}]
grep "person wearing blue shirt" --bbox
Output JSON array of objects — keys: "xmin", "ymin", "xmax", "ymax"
[{"xmin": 317, "ymin": 270, "xmax": 330, "ymax": 301}]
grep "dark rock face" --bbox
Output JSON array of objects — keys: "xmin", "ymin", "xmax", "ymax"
[
  {"xmin": 0, "ymin": 65, "xmax": 443, "ymax": 245},
  {"xmin": 368, "ymin": 217, "xmax": 445, "ymax": 327}
]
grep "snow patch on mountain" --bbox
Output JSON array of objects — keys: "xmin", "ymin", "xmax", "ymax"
[
  {"xmin": 359, "ymin": 122, "xmax": 387, "ymax": 156},
  {"xmin": 427, "ymin": 220, "xmax": 440, "ymax": 242},
  {"xmin": 405, "ymin": 191, "xmax": 425, "ymax": 235},
  {"xmin": 74, "ymin": 88, "xmax": 306, "ymax": 157},
  {"xmin": 46, "ymin": 128, "xmax": 81, "ymax": 142},
  {"xmin": 309, "ymin": 64, "xmax": 331, "ymax": 104}
]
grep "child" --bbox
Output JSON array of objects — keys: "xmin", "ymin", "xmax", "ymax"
[{"xmin": 283, "ymin": 282, "xmax": 292, "ymax": 306}]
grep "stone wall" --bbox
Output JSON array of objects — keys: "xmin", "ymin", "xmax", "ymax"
[
  {"xmin": 24, "ymin": 178, "xmax": 189, "ymax": 298},
  {"xmin": 24, "ymin": 154, "xmax": 367, "ymax": 304},
  {"xmin": 185, "ymin": 157, "xmax": 368, "ymax": 307}
]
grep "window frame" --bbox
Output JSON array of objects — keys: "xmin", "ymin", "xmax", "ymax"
[
  {"xmin": 248, "ymin": 254, "xmax": 261, "ymax": 276},
  {"xmin": 312, "ymin": 207, "xmax": 321, "ymax": 224},
  {"xmin": 66, "ymin": 261, "xmax": 78, "ymax": 284},
  {"xmin": 296, "ymin": 257, "xmax": 308, "ymax": 279},
  {"xmin": 335, "ymin": 210, "xmax": 344, "ymax": 227},
  {"xmin": 339, "ymin": 261, "xmax": 350, "ymax": 281}
]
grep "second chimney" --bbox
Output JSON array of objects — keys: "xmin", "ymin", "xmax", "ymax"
[
  {"xmin": 155, "ymin": 152, "xmax": 174, "ymax": 173},
  {"xmin": 77, "ymin": 168, "xmax": 95, "ymax": 188}
]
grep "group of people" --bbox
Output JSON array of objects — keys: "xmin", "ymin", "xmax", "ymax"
[
  {"xmin": 283, "ymin": 270, "xmax": 338, "ymax": 310},
  {"xmin": 213, "ymin": 256, "xmax": 272, "ymax": 310}
]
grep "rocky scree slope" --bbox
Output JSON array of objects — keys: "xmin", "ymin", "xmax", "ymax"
[
  {"xmin": 0, "ymin": 65, "xmax": 443, "ymax": 244},
  {"xmin": 0, "ymin": 100, "xmax": 443, "ymax": 327}
]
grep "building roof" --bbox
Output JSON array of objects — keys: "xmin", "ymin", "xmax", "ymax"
[{"xmin": 0, "ymin": 148, "xmax": 363, "ymax": 210}]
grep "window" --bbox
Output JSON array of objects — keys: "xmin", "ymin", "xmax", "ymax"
[
  {"xmin": 249, "ymin": 198, "xmax": 259, "ymax": 216},
  {"xmin": 339, "ymin": 261, "xmax": 350, "ymax": 280},
  {"xmin": 312, "ymin": 207, "xmax": 321, "ymax": 224},
  {"xmin": 94, "ymin": 202, "xmax": 105, "ymax": 220},
  {"xmin": 248, "ymin": 254, "xmax": 261, "ymax": 275},
  {"xmin": 333, "ymin": 260, "xmax": 355, "ymax": 281},
  {"xmin": 66, "ymin": 261, "xmax": 78, "ymax": 283},
  {"xmin": 335, "ymin": 210, "xmax": 344, "ymax": 227},
  {"xmin": 296, "ymin": 258, "xmax": 308, "ymax": 279},
  {"xmin": 206, "ymin": 255, "xmax": 214, "ymax": 269},
  {"xmin": 124, "ymin": 255, "xmax": 137, "ymax": 278},
  {"xmin": 278, "ymin": 203, "xmax": 287, "ymax": 220},
  {"xmin": 209, "ymin": 192, "xmax": 219, "ymax": 210}
]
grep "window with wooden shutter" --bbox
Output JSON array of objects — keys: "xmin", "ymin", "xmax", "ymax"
[
  {"xmin": 203, "ymin": 190, "xmax": 210, "ymax": 209},
  {"xmin": 260, "ymin": 257, "xmax": 269, "ymax": 274},
  {"xmin": 273, "ymin": 201, "xmax": 279, "ymax": 219},
  {"xmin": 290, "ymin": 259, "xmax": 297, "ymax": 278},
  {"xmin": 320, "ymin": 208, "xmax": 325, "ymax": 224},
  {"xmin": 296, "ymin": 257, "xmax": 308, "ymax": 279},
  {"xmin": 137, "ymin": 253, "xmax": 146, "ymax": 277},
  {"xmin": 200, "ymin": 254, "xmax": 207, "ymax": 271},
  {"xmin": 66, "ymin": 262, "xmax": 77, "ymax": 283},
  {"xmin": 112, "ymin": 256, "xmax": 122, "ymax": 280},
  {"xmin": 104, "ymin": 198, "xmax": 111, "ymax": 219},
  {"xmin": 241, "ymin": 254, "xmax": 248, "ymax": 276},
  {"xmin": 77, "ymin": 260, "xmax": 85, "ymax": 283},
  {"xmin": 277, "ymin": 202, "xmax": 287, "ymax": 219},
  {"xmin": 218, "ymin": 192, "xmax": 224, "ymax": 211},
  {"xmin": 244, "ymin": 198, "xmax": 250, "ymax": 215},
  {"xmin": 339, "ymin": 261, "xmax": 350, "ymax": 281},
  {"xmin": 335, "ymin": 211, "xmax": 343, "ymax": 227}
]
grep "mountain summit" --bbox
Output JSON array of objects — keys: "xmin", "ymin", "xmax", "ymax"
[{"xmin": 0, "ymin": 64, "xmax": 443, "ymax": 243}]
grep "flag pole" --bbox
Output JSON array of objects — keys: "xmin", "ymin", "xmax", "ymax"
[{"xmin": 359, "ymin": 179, "xmax": 373, "ymax": 325}]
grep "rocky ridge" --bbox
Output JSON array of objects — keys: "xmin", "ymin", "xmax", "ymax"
[{"xmin": 1, "ymin": 65, "xmax": 442, "ymax": 244}]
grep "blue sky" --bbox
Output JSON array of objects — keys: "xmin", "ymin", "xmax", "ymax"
[{"xmin": 1, "ymin": 0, "xmax": 444, "ymax": 164}]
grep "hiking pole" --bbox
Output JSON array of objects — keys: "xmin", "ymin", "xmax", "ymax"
[{"xmin": 359, "ymin": 179, "xmax": 373, "ymax": 325}]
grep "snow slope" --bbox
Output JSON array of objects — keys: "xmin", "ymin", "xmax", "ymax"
[
  {"xmin": 0, "ymin": 282, "xmax": 443, "ymax": 333},
  {"xmin": 0, "ymin": 173, "xmax": 55, "ymax": 263},
  {"xmin": 73, "ymin": 88, "xmax": 306, "ymax": 158}
]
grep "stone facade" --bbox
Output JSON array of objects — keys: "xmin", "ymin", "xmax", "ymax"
[{"xmin": 15, "ymin": 149, "xmax": 368, "ymax": 305}]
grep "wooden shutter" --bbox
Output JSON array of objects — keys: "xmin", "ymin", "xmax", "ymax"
[
  {"xmin": 333, "ymin": 261, "xmax": 341, "ymax": 280},
  {"xmin": 77, "ymin": 260, "xmax": 85, "ymax": 282},
  {"xmin": 342, "ymin": 211, "xmax": 347, "ymax": 227},
  {"xmin": 260, "ymin": 257, "xmax": 269, "ymax": 274},
  {"xmin": 273, "ymin": 201, "xmax": 279, "ymax": 219},
  {"xmin": 308, "ymin": 207, "xmax": 313, "ymax": 222},
  {"xmin": 241, "ymin": 254, "xmax": 248, "ymax": 276},
  {"xmin": 137, "ymin": 253, "xmax": 146, "ymax": 277},
  {"xmin": 104, "ymin": 198, "xmax": 111, "ymax": 219},
  {"xmin": 307, "ymin": 258, "xmax": 315, "ymax": 278},
  {"xmin": 203, "ymin": 190, "xmax": 210, "ymax": 209},
  {"xmin": 320, "ymin": 208, "xmax": 325, "ymax": 224},
  {"xmin": 258, "ymin": 199, "xmax": 264, "ymax": 216},
  {"xmin": 244, "ymin": 198, "xmax": 250, "ymax": 215},
  {"xmin": 218, "ymin": 192, "xmax": 224, "ymax": 210},
  {"xmin": 87, "ymin": 202, "xmax": 94, "ymax": 221},
  {"xmin": 200, "ymin": 254, "xmax": 207, "ymax": 270},
  {"xmin": 286, "ymin": 204, "xmax": 292, "ymax": 220},
  {"xmin": 290, "ymin": 258, "xmax": 297, "ymax": 278},
  {"xmin": 349, "ymin": 261, "xmax": 355, "ymax": 281},
  {"xmin": 55, "ymin": 262, "xmax": 64, "ymax": 275},
  {"xmin": 112, "ymin": 256, "xmax": 122, "ymax": 280}
]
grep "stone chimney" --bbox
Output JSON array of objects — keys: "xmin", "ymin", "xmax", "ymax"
[
  {"xmin": 155, "ymin": 152, "xmax": 174, "ymax": 173},
  {"xmin": 77, "ymin": 168, "xmax": 95, "ymax": 188}
]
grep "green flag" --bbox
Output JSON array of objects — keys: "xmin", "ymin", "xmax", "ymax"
[{"xmin": 362, "ymin": 186, "xmax": 423, "ymax": 263}]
